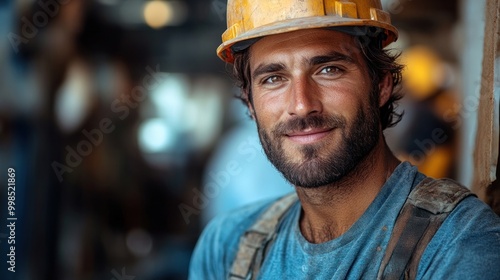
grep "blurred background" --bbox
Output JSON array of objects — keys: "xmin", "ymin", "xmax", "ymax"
[{"xmin": 0, "ymin": 0, "xmax": 498, "ymax": 279}]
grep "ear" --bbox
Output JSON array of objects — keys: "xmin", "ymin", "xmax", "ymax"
[
  {"xmin": 247, "ymin": 100, "xmax": 256, "ymax": 120},
  {"xmin": 378, "ymin": 72, "xmax": 394, "ymax": 108},
  {"xmin": 243, "ymin": 89, "xmax": 256, "ymax": 119}
]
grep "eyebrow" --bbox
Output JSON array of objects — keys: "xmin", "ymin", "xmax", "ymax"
[
  {"xmin": 251, "ymin": 63, "xmax": 286, "ymax": 80},
  {"xmin": 309, "ymin": 51, "xmax": 356, "ymax": 66},
  {"xmin": 251, "ymin": 51, "xmax": 357, "ymax": 80}
]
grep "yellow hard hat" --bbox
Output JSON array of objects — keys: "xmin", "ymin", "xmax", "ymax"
[{"xmin": 217, "ymin": 0, "xmax": 398, "ymax": 63}]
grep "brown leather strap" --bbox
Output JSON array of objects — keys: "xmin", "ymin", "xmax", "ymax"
[
  {"xmin": 229, "ymin": 193, "xmax": 298, "ymax": 280},
  {"xmin": 377, "ymin": 178, "xmax": 474, "ymax": 280}
]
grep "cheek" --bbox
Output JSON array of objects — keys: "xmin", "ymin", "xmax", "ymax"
[
  {"xmin": 253, "ymin": 93, "xmax": 286, "ymax": 124},
  {"xmin": 320, "ymin": 84, "xmax": 368, "ymax": 116}
]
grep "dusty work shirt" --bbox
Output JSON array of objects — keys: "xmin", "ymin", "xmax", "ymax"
[{"xmin": 189, "ymin": 162, "xmax": 500, "ymax": 279}]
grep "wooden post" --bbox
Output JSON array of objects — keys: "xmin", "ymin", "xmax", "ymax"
[{"xmin": 472, "ymin": 0, "xmax": 500, "ymax": 200}]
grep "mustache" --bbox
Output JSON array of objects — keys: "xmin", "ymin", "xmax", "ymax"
[{"xmin": 272, "ymin": 114, "xmax": 346, "ymax": 136}]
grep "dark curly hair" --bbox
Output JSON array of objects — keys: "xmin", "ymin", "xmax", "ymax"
[{"xmin": 231, "ymin": 32, "xmax": 404, "ymax": 130}]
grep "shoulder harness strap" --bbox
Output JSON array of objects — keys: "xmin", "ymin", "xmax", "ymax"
[
  {"xmin": 377, "ymin": 177, "xmax": 475, "ymax": 280},
  {"xmin": 229, "ymin": 178, "xmax": 474, "ymax": 280},
  {"xmin": 228, "ymin": 193, "xmax": 298, "ymax": 280}
]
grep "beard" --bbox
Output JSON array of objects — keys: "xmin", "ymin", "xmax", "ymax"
[{"xmin": 256, "ymin": 93, "xmax": 381, "ymax": 188}]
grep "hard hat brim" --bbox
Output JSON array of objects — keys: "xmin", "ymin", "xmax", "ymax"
[{"xmin": 217, "ymin": 15, "xmax": 398, "ymax": 63}]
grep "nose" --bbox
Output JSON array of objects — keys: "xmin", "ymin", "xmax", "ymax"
[{"xmin": 286, "ymin": 76, "xmax": 323, "ymax": 117}]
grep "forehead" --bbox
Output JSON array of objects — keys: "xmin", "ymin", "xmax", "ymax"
[{"xmin": 248, "ymin": 29, "xmax": 362, "ymax": 67}]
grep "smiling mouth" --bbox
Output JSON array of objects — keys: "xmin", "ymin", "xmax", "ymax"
[{"xmin": 285, "ymin": 128, "xmax": 334, "ymax": 144}]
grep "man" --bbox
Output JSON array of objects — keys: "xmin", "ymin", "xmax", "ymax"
[{"xmin": 189, "ymin": 0, "xmax": 500, "ymax": 279}]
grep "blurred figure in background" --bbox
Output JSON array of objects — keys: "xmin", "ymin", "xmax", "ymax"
[{"xmin": 388, "ymin": 45, "xmax": 460, "ymax": 178}]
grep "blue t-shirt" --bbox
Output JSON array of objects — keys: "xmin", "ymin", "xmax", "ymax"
[{"xmin": 189, "ymin": 162, "xmax": 500, "ymax": 279}]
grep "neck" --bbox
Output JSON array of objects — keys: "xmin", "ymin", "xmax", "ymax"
[{"xmin": 296, "ymin": 137, "xmax": 400, "ymax": 243}]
